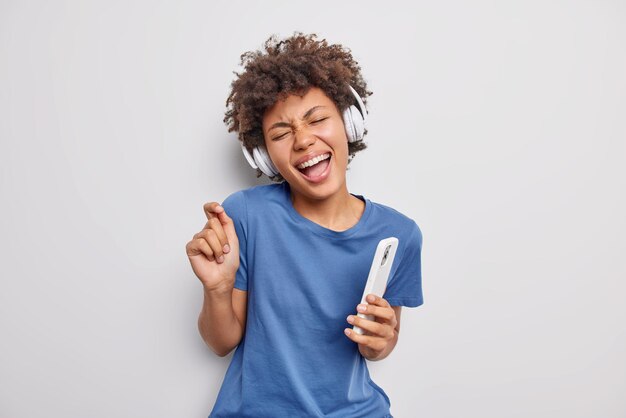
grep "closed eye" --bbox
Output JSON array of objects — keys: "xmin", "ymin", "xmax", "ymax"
[
  {"xmin": 271, "ymin": 117, "xmax": 328, "ymax": 140},
  {"xmin": 272, "ymin": 132, "xmax": 289, "ymax": 141}
]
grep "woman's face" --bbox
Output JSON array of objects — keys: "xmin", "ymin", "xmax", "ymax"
[{"xmin": 262, "ymin": 87, "xmax": 350, "ymax": 203}]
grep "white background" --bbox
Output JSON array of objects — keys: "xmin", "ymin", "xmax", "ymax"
[{"xmin": 1, "ymin": 1, "xmax": 625, "ymax": 417}]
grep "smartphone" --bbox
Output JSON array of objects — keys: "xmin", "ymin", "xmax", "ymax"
[{"xmin": 352, "ymin": 237, "xmax": 399, "ymax": 335}]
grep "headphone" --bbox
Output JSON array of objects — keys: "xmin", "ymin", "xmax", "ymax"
[{"xmin": 240, "ymin": 84, "xmax": 368, "ymax": 178}]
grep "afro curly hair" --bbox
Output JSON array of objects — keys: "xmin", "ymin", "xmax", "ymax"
[{"xmin": 224, "ymin": 32, "xmax": 372, "ymax": 181}]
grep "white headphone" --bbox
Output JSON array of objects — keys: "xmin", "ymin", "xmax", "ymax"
[{"xmin": 240, "ymin": 84, "xmax": 368, "ymax": 178}]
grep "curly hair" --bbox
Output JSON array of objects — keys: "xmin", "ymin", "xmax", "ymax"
[{"xmin": 224, "ymin": 32, "xmax": 372, "ymax": 181}]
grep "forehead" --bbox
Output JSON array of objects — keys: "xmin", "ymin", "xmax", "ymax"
[{"xmin": 262, "ymin": 87, "xmax": 336, "ymax": 124}]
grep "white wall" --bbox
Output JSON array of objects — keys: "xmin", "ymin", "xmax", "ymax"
[{"xmin": 1, "ymin": 1, "xmax": 624, "ymax": 417}]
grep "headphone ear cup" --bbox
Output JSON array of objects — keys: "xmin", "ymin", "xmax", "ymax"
[
  {"xmin": 241, "ymin": 141, "xmax": 279, "ymax": 177},
  {"xmin": 343, "ymin": 106, "xmax": 357, "ymax": 143},
  {"xmin": 252, "ymin": 145, "xmax": 279, "ymax": 178},
  {"xmin": 241, "ymin": 142, "xmax": 259, "ymax": 169},
  {"xmin": 349, "ymin": 105, "xmax": 365, "ymax": 142},
  {"xmin": 343, "ymin": 105, "xmax": 365, "ymax": 143}
]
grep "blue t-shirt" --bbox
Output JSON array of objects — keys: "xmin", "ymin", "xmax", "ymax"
[{"xmin": 209, "ymin": 181, "xmax": 424, "ymax": 418}]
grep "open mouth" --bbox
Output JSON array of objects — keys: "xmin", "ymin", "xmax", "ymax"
[{"xmin": 296, "ymin": 153, "xmax": 332, "ymax": 181}]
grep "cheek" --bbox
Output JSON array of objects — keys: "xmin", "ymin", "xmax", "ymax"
[
  {"xmin": 265, "ymin": 141, "xmax": 290, "ymax": 167},
  {"xmin": 316, "ymin": 124, "xmax": 335, "ymax": 136},
  {"xmin": 316, "ymin": 120, "xmax": 347, "ymax": 144}
]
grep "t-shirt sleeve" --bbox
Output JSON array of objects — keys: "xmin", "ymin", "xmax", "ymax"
[
  {"xmin": 383, "ymin": 221, "xmax": 424, "ymax": 307},
  {"xmin": 220, "ymin": 190, "xmax": 249, "ymax": 291}
]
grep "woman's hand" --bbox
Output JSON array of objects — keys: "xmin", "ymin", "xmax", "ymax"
[
  {"xmin": 185, "ymin": 202, "xmax": 240, "ymax": 292},
  {"xmin": 344, "ymin": 294, "xmax": 399, "ymax": 361}
]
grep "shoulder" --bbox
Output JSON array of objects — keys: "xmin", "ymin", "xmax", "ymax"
[
  {"xmin": 221, "ymin": 182, "xmax": 286, "ymax": 218},
  {"xmin": 224, "ymin": 182, "xmax": 284, "ymax": 205},
  {"xmin": 366, "ymin": 198, "xmax": 423, "ymax": 252},
  {"xmin": 369, "ymin": 199, "xmax": 421, "ymax": 232}
]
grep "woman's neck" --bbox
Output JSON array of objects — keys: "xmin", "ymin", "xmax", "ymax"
[{"xmin": 290, "ymin": 183, "xmax": 365, "ymax": 232}]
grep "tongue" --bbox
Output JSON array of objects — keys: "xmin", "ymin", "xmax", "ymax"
[{"xmin": 301, "ymin": 158, "xmax": 330, "ymax": 178}]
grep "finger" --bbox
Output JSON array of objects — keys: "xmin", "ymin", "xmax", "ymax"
[
  {"xmin": 203, "ymin": 202, "xmax": 232, "ymax": 227},
  {"xmin": 203, "ymin": 202, "xmax": 223, "ymax": 221},
  {"xmin": 366, "ymin": 294, "xmax": 391, "ymax": 307},
  {"xmin": 203, "ymin": 202, "xmax": 237, "ymax": 244},
  {"xmin": 196, "ymin": 238, "xmax": 216, "ymax": 262},
  {"xmin": 347, "ymin": 315, "xmax": 394, "ymax": 339},
  {"xmin": 186, "ymin": 238, "xmax": 215, "ymax": 262},
  {"xmin": 343, "ymin": 328, "xmax": 387, "ymax": 351},
  {"xmin": 204, "ymin": 218, "xmax": 230, "ymax": 253},
  {"xmin": 200, "ymin": 228, "xmax": 226, "ymax": 262},
  {"xmin": 356, "ymin": 302, "xmax": 395, "ymax": 323}
]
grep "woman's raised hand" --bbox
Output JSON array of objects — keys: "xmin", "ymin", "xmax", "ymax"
[{"xmin": 185, "ymin": 202, "xmax": 240, "ymax": 292}]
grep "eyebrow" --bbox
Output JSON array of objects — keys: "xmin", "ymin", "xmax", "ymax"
[{"xmin": 267, "ymin": 106, "xmax": 327, "ymax": 133}]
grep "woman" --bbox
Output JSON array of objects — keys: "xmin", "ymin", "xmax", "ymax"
[{"xmin": 186, "ymin": 32, "xmax": 424, "ymax": 418}]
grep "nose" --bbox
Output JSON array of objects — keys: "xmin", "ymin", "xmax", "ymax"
[{"xmin": 293, "ymin": 125, "xmax": 316, "ymax": 151}]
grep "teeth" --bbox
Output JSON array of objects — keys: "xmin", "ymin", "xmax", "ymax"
[{"xmin": 297, "ymin": 153, "xmax": 330, "ymax": 169}]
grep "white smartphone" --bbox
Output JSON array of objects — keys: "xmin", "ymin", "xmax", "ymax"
[{"xmin": 352, "ymin": 237, "xmax": 399, "ymax": 335}]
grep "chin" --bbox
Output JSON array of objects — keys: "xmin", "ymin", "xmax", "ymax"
[{"xmin": 288, "ymin": 170, "xmax": 346, "ymax": 201}]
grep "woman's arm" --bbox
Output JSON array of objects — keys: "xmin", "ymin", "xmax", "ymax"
[
  {"xmin": 188, "ymin": 200, "xmax": 247, "ymax": 357},
  {"xmin": 198, "ymin": 286, "xmax": 248, "ymax": 357}
]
